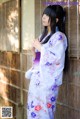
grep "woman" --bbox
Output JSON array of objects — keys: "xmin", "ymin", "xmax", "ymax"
[{"xmin": 26, "ymin": 5, "xmax": 68, "ymax": 119}]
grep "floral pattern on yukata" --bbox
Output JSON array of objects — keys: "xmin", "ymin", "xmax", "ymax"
[{"xmin": 27, "ymin": 31, "xmax": 67, "ymax": 119}]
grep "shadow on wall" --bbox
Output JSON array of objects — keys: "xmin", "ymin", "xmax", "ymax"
[{"xmin": 0, "ymin": 68, "xmax": 9, "ymax": 106}]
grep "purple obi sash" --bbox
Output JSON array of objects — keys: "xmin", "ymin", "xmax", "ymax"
[{"xmin": 33, "ymin": 52, "xmax": 41, "ymax": 64}]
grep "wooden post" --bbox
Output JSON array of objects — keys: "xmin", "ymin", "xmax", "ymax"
[{"xmin": 16, "ymin": 104, "xmax": 24, "ymax": 119}]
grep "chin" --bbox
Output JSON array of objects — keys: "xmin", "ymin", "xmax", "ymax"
[{"xmin": 42, "ymin": 24, "xmax": 47, "ymax": 27}]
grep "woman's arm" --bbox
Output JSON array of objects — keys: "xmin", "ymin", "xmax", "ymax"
[{"xmin": 40, "ymin": 33, "xmax": 67, "ymax": 65}]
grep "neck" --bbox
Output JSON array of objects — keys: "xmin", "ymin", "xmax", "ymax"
[{"xmin": 47, "ymin": 26, "xmax": 51, "ymax": 34}]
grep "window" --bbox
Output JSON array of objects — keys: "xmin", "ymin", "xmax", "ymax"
[{"xmin": 0, "ymin": 0, "xmax": 20, "ymax": 52}]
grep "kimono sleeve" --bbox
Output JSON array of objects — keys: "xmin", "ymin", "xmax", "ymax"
[{"xmin": 40, "ymin": 33, "xmax": 67, "ymax": 65}]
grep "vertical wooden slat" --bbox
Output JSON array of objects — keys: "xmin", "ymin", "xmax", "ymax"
[
  {"xmin": 40, "ymin": 0, "xmax": 42, "ymax": 34},
  {"xmin": 77, "ymin": 0, "xmax": 79, "ymax": 59},
  {"xmin": 35, "ymin": 0, "xmax": 41, "ymax": 38},
  {"xmin": 68, "ymin": 0, "xmax": 71, "ymax": 58}
]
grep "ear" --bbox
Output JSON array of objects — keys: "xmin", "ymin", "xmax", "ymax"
[{"xmin": 56, "ymin": 18, "xmax": 59, "ymax": 23}]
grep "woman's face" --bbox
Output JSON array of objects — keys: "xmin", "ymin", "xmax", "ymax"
[{"xmin": 42, "ymin": 14, "xmax": 50, "ymax": 27}]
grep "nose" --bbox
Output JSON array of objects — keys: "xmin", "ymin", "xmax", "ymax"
[
  {"xmin": 42, "ymin": 16, "xmax": 46, "ymax": 20},
  {"xmin": 42, "ymin": 17, "xmax": 46, "ymax": 22}
]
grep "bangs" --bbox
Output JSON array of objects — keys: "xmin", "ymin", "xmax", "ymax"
[
  {"xmin": 42, "ymin": 7, "xmax": 52, "ymax": 16},
  {"xmin": 42, "ymin": 6, "xmax": 56, "ymax": 18}
]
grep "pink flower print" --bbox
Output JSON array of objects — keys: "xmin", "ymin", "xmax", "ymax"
[
  {"xmin": 35, "ymin": 105, "xmax": 42, "ymax": 111},
  {"xmin": 56, "ymin": 62, "xmax": 60, "ymax": 65},
  {"xmin": 47, "ymin": 103, "xmax": 52, "ymax": 108}
]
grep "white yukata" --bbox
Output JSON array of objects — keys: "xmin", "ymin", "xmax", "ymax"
[{"xmin": 27, "ymin": 31, "xmax": 67, "ymax": 119}]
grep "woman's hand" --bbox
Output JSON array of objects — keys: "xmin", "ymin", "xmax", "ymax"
[
  {"xmin": 33, "ymin": 39, "xmax": 41, "ymax": 52},
  {"xmin": 32, "ymin": 47, "xmax": 36, "ymax": 59}
]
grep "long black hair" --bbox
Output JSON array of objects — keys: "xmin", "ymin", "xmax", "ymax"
[
  {"xmin": 55, "ymin": 5, "xmax": 66, "ymax": 33},
  {"xmin": 40, "ymin": 5, "xmax": 56, "ymax": 44},
  {"xmin": 40, "ymin": 5, "xmax": 69, "ymax": 72},
  {"xmin": 55, "ymin": 5, "xmax": 69, "ymax": 72}
]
